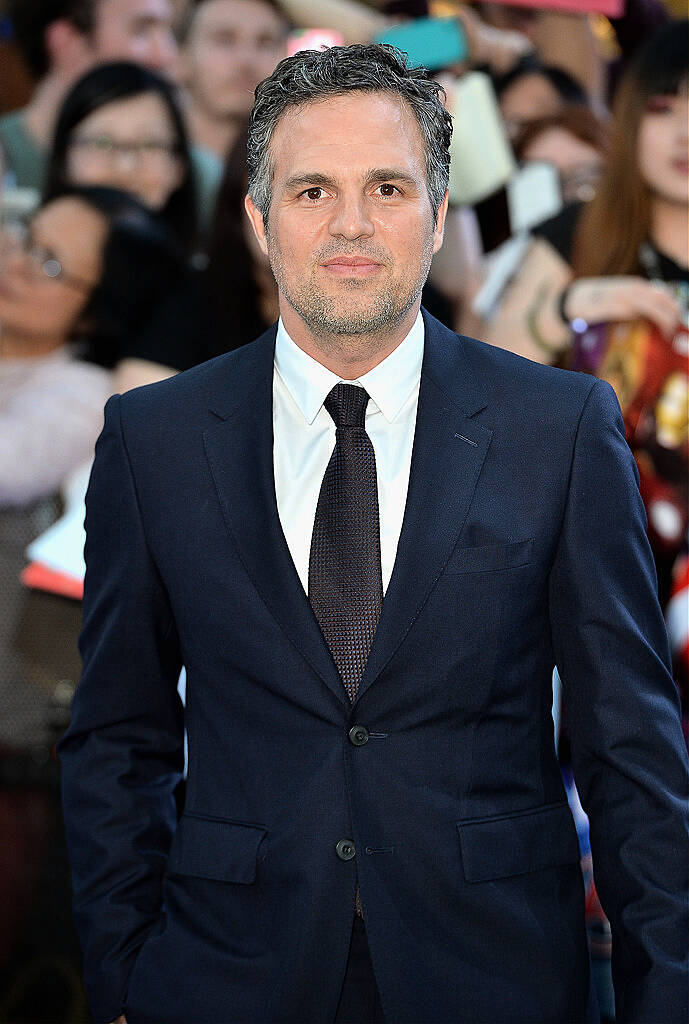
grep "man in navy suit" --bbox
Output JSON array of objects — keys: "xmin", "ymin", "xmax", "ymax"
[{"xmin": 59, "ymin": 44, "xmax": 688, "ymax": 1024}]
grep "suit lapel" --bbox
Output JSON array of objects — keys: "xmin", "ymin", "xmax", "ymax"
[
  {"xmin": 354, "ymin": 312, "xmax": 493, "ymax": 704},
  {"xmin": 203, "ymin": 314, "xmax": 492, "ymax": 710},
  {"xmin": 203, "ymin": 327, "xmax": 348, "ymax": 706}
]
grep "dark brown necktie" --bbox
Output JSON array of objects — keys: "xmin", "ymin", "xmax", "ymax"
[{"xmin": 308, "ymin": 383, "xmax": 383, "ymax": 701}]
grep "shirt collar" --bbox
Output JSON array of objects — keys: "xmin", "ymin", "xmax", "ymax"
[{"xmin": 274, "ymin": 310, "xmax": 424, "ymax": 425}]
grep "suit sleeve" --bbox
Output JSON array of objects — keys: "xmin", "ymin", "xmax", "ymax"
[
  {"xmin": 549, "ymin": 378, "xmax": 689, "ymax": 1024},
  {"xmin": 58, "ymin": 394, "xmax": 184, "ymax": 1024}
]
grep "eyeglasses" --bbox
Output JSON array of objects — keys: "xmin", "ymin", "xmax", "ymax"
[
  {"xmin": 0, "ymin": 222, "xmax": 96, "ymax": 292},
  {"xmin": 69, "ymin": 135, "xmax": 178, "ymax": 163}
]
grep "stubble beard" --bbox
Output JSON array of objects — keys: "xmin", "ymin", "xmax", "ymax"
[{"xmin": 266, "ymin": 229, "xmax": 435, "ymax": 355}]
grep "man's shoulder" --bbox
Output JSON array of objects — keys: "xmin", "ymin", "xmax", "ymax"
[
  {"xmin": 463, "ymin": 332, "xmax": 596, "ymax": 402},
  {"xmin": 424, "ymin": 311, "xmax": 599, "ymax": 418},
  {"xmin": 118, "ymin": 329, "xmax": 274, "ymax": 425}
]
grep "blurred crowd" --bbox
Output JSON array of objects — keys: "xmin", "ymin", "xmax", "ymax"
[{"xmin": 0, "ymin": 0, "xmax": 686, "ymax": 1020}]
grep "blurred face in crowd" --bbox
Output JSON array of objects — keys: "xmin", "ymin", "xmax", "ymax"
[
  {"xmin": 181, "ymin": 0, "xmax": 287, "ymax": 122},
  {"xmin": 500, "ymin": 73, "xmax": 563, "ymax": 140},
  {"xmin": 521, "ymin": 127, "xmax": 604, "ymax": 203},
  {"xmin": 0, "ymin": 198, "xmax": 107, "ymax": 346},
  {"xmin": 245, "ymin": 92, "xmax": 447, "ymax": 352},
  {"xmin": 90, "ymin": 0, "xmax": 178, "ymax": 75},
  {"xmin": 65, "ymin": 91, "xmax": 184, "ymax": 210},
  {"xmin": 637, "ymin": 84, "xmax": 689, "ymax": 208}
]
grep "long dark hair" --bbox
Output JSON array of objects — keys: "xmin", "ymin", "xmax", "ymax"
[
  {"xmin": 573, "ymin": 19, "xmax": 688, "ymax": 277},
  {"xmin": 43, "ymin": 61, "xmax": 197, "ymax": 254},
  {"xmin": 204, "ymin": 123, "xmax": 274, "ymax": 353},
  {"xmin": 46, "ymin": 184, "xmax": 188, "ymax": 368}
]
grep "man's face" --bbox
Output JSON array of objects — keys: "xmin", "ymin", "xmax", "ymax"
[
  {"xmin": 182, "ymin": 0, "xmax": 287, "ymax": 121},
  {"xmin": 91, "ymin": 0, "xmax": 178, "ymax": 75},
  {"xmin": 246, "ymin": 92, "xmax": 447, "ymax": 341}
]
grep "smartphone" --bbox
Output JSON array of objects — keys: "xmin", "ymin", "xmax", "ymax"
[{"xmin": 374, "ymin": 17, "xmax": 468, "ymax": 71}]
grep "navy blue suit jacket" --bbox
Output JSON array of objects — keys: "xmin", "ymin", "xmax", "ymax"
[{"xmin": 60, "ymin": 311, "xmax": 688, "ymax": 1023}]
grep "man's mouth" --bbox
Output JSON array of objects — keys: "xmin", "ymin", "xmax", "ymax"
[{"xmin": 321, "ymin": 256, "xmax": 383, "ymax": 276}]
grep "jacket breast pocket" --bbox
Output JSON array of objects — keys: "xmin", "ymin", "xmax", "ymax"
[
  {"xmin": 456, "ymin": 801, "xmax": 580, "ymax": 882},
  {"xmin": 443, "ymin": 538, "xmax": 534, "ymax": 575},
  {"xmin": 167, "ymin": 813, "xmax": 267, "ymax": 884}
]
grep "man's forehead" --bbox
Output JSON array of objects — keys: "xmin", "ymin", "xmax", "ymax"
[
  {"xmin": 269, "ymin": 92, "xmax": 424, "ymax": 168},
  {"xmin": 277, "ymin": 91, "xmax": 415, "ymax": 128}
]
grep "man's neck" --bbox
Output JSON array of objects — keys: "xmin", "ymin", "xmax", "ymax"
[
  {"xmin": 186, "ymin": 103, "xmax": 240, "ymax": 160},
  {"xmin": 280, "ymin": 301, "xmax": 421, "ymax": 380},
  {"xmin": 649, "ymin": 196, "xmax": 689, "ymax": 269},
  {"xmin": 22, "ymin": 74, "xmax": 72, "ymax": 152}
]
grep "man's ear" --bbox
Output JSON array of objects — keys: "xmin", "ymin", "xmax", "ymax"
[
  {"xmin": 432, "ymin": 189, "xmax": 450, "ymax": 255},
  {"xmin": 244, "ymin": 194, "xmax": 269, "ymax": 257},
  {"xmin": 44, "ymin": 18, "xmax": 93, "ymax": 80}
]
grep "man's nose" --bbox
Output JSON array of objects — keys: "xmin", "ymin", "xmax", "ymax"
[{"xmin": 327, "ymin": 194, "xmax": 374, "ymax": 240}]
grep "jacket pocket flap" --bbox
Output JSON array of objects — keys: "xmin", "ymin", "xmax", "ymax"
[
  {"xmin": 167, "ymin": 814, "xmax": 267, "ymax": 883},
  {"xmin": 457, "ymin": 801, "xmax": 580, "ymax": 882},
  {"xmin": 444, "ymin": 538, "xmax": 534, "ymax": 574}
]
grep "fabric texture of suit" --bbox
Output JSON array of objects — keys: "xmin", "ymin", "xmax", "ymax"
[{"xmin": 59, "ymin": 311, "xmax": 688, "ymax": 1024}]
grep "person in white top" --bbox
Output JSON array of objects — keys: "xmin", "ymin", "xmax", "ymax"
[{"xmin": 0, "ymin": 192, "xmax": 112, "ymax": 507}]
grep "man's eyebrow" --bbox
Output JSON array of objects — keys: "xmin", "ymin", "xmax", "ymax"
[
  {"xmin": 282, "ymin": 169, "xmax": 420, "ymax": 192},
  {"xmin": 283, "ymin": 172, "xmax": 335, "ymax": 193},
  {"xmin": 363, "ymin": 168, "xmax": 419, "ymax": 188}
]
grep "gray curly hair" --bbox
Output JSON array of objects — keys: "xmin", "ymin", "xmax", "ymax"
[{"xmin": 247, "ymin": 43, "xmax": 453, "ymax": 221}]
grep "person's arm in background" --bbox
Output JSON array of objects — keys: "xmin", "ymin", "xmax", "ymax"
[
  {"xmin": 456, "ymin": 4, "xmax": 534, "ymax": 75},
  {"xmin": 278, "ymin": 0, "xmax": 387, "ymax": 42},
  {"xmin": 484, "ymin": 236, "xmax": 573, "ymax": 361},
  {"xmin": 485, "ymin": 236, "xmax": 682, "ymax": 363},
  {"xmin": 548, "ymin": 379, "xmax": 688, "ymax": 1021},
  {"xmin": 278, "ymin": 0, "xmax": 534, "ymax": 64},
  {"xmin": 59, "ymin": 395, "xmax": 184, "ymax": 1024}
]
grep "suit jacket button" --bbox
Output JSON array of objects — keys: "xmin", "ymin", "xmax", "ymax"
[
  {"xmin": 336, "ymin": 839, "xmax": 356, "ymax": 861},
  {"xmin": 349, "ymin": 725, "xmax": 369, "ymax": 746}
]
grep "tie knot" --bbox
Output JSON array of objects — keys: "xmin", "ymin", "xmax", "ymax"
[{"xmin": 324, "ymin": 383, "xmax": 370, "ymax": 429}]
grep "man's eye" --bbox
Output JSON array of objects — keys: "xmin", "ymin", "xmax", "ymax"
[
  {"xmin": 376, "ymin": 184, "xmax": 399, "ymax": 197},
  {"xmin": 304, "ymin": 188, "xmax": 325, "ymax": 201}
]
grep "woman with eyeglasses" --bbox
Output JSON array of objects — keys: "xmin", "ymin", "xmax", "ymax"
[
  {"xmin": 0, "ymin": 184, "xmax": 187, "ymax": 507},
  {"xmin": 40, "ymin": 61, "xmax": 228, "ymax": 389},
  {"xmin": 43, "ymin": 61, "xmax": 202, "ymax": 256}
]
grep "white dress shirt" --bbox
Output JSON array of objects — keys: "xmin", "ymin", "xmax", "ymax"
[{"xmin": 273, "ymin": 312, "xmax": 425, "ymax": 595}]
